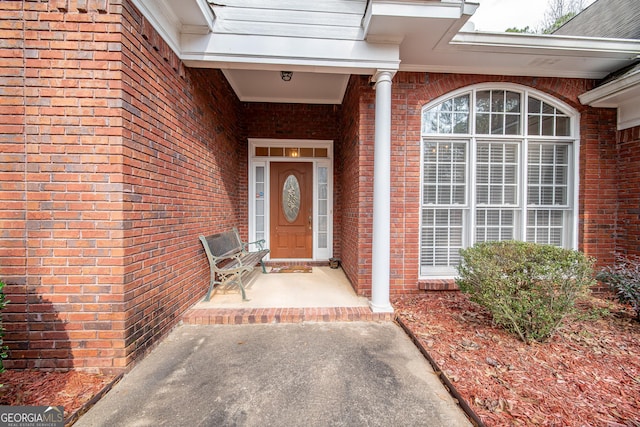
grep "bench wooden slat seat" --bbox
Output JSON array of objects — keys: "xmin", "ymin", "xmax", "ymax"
[{"xmin": 199, "ymin": 228, "xmax": 269, "ymax": 301}]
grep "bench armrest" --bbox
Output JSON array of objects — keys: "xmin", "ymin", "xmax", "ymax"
[
  {"xmin": 243, "ymin": 239, "xmax": 267, "ymax": 252},
  {"xmin": 211, "ymin": 251, "xmax": 243, "ymax": 264}
]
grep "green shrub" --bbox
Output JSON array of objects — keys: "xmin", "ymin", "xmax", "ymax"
[
  {"xmin": 0, "ymin": 281, "xmax": 7, "ymax": 374},
  {"xmin": 456, "ymin": 241, "xmax": 595, "ymax": 343},
  {"xmin": 596, "ymin": 254, "xmax": 640, "ymax": 320}
]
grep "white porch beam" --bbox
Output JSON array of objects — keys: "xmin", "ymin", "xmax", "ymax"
[
  {"xmin": 180, "ymin": 33, "xmax": 400, "ymax": 73},
  {"xmin": 370, "ymin": 69, "xmax": 396, "ymax": 314}
]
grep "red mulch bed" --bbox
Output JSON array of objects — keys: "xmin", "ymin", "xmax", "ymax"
[
  {"xmin": 0, "ymin": 293, "xmax": 638, "ymax": 426},
  {"xmin": 0, "ymin": 370, "xmax": 115, "ymax": 420},
  {"xmin": 393, "ymin": 292, "xmax": 640, "ymax": 426}
]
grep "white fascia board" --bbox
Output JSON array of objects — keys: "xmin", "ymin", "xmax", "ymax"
[
  {"xmin": 462, "ymin": 1, "xmax": 480, "ymax": 16},
  {"xmin": 130, "ymin": 0, "xmax": 182, "ymax": 55},
  {"xmin": 369, "ymin": 0, "xmax": 471, "ymax": 19},
  {"xmin": 618, "ymin": 100, "xmax": 640, "ymax": 130},
  {"xmin": 228, "ymin": 95, "xmax": 345, "ymax": 104},
  {"xmin": 579, "ymin": 67, "xmax": 640, "ymax": 106},
  {"xmin": 451, "ymin": 32, "xmax": 640, "ymax": 58},
  {"xmin": 363, "ymin": 0, "xmax": 478, "ymax": 37},
  {"xmin": 181, "ymin": 33, "xmax": 400, "ymax": 72},
  {"xmin": 399, "ymin": 53, "xmax": 632, "ymax": 79},
  {"xmin": 131, "ymin": 0, "xmax": 212, "ymax": 51},
  {"xmin": 398, "ymin": 63, "xmax": 611, "ymax": 79}
]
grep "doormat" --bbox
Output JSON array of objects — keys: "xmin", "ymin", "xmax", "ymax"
[{"xmin": 270, "ymin": 265, "xmax": 312, "ymax": 273}]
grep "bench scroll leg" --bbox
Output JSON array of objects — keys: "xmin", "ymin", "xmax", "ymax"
[
  {"xmin": 204, "ymin": 268, "xmax": 217, "ymax": 302},
  {"xmin": 235, "ymin": 273, "xmax": 248, "ymax": 301},
  {"xmin": 260, "ymin": 259, "xmax": 267, "ymax": 274}
]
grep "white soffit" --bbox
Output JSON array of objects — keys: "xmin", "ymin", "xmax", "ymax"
[{"xmin": 222, "ymin": 70, "xmax": 349, "ymax": 104}]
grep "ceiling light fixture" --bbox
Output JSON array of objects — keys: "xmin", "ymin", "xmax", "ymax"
[{"xmin": 280, "ymin": 71, "xmax": 293, "ymax": 82}]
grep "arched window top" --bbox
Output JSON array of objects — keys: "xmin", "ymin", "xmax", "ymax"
[{"xmin": 422, "ymin": 84, "xmax": 577, "ymax": 138}]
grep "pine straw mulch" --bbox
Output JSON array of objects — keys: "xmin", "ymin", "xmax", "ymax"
[
  {"xmin": 0, "ymin": 370, "xmax": 116, "ymax": 422},
  {"xmin": 393, "ymin": 292, "xmax": 640, "ymax": 426}
]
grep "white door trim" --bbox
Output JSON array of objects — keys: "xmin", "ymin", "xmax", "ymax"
[{"xmin": 248, "ymin": 139, "xmax": 334, "ymax": 261}]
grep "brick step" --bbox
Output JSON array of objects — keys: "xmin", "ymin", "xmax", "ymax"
[{"xmin": 182, "ymin": 307, "xmax": 395, "ymax": 325}]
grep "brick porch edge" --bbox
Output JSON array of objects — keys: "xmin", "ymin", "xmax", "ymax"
[{"xmin": 182, "ymin": 307, "xmax": 395, "ymax": 325}]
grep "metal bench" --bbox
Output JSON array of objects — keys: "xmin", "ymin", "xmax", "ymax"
[{"xmin": 199, "ymin": 228, "xmax": 269, "ymax": 301}]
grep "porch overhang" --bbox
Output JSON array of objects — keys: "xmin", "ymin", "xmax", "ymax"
[{"xmin": 130, "ymin": 0, "xmax": 640, "ymax": 105}]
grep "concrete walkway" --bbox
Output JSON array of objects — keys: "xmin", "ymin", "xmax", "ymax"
[{"xmin": 76, "ymin": 322, "xmax": 472, "ymax": 427}]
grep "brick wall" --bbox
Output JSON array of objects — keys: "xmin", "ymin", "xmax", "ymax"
[
  {"xmin": 617, "ymin": 125, "xmax": 640, "ymax": 256},
  {"xmin": 0, "ymin": 2, "xmax": 27, "ymax": 295},
  {"xmin": 119, "ymin": 3, "xmax": 245, "ymax": 368},
  {"xmin": 580, "ymin": 108, "xmax": 618, "ymax": 268},
  {"xmin": 0, "ymin": 0, "xmax": 245, "ymax": 373},
  {"xmin": 1, "ymin": 0, "xmax": 127, "ymax": 372},
  {"xmin": 244, "ymin": 103, "xmax": 338, "ymax": 141},
  {"xmin": 337, "ymin": 76, "xmax": 366, "ymax": 294}
]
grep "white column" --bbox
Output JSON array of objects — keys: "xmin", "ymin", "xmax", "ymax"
[{"xmin": 370, "ymin": 70, "xmax": 395, "ymax": 313}]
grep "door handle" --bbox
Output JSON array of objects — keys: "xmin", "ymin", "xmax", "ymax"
[{"xmin": 308, "ymin": 215, "xmax": 312, "ymax": 230}]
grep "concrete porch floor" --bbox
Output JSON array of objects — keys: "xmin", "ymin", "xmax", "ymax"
[{"xmin": 182, "ymin": 266, "xmax": 395, "ymax": 324}]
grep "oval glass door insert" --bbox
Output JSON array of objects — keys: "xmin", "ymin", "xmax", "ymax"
[{"xmin": 282, "ymin": 174, "xmax": 300, "ymax": 222}]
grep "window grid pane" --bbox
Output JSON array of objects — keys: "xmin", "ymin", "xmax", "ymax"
[
  {"xmin": 317, "ymin": 166, "xmax": 328, "ymax": 249},
  {"xmin": 527, "ymin": 97, "xmax": 570, "ymax": 136},
  {"xmin": 527, "ymin": 210, "xmax": 564, "ymax": 246},
  {"xmin": 423, "ymin": 94, "xmax": 470, "ymax": 134},
  {"xmin": 255, "ymin": 166, "xmax": 265, "ymax": 244},
  {"xmin": 421, "ymin": 209, "xmax": 464, "ymax": 267},
  {"xmin": 421, "ymin": 88, "xmax": 575, "ymax": 276},
  {"xmin": 476, "ymin": 142, "xmax": 519, "ymax": 206},
  {"xmin": 527, "ymin": 144, "xmax": 569, "ymax": 206},
  {"xmin": 423, "ymin": 141, "xmax": 467, "ymax": 205},
  {"xmin": 476, "ymin": 209, "xmax": 516, "ymax": 242},
  {"xmin": 475, "ymin": 90, "xmax": 521, "ymax": 135}
]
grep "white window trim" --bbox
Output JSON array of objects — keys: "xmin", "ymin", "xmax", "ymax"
[
  {"xmin": 419, "ymin": 83, "xmax": 580, "ymax": 279},
  {"xmin": 248, "ymin": 139, "xmax": 334, "ymax": 261}
]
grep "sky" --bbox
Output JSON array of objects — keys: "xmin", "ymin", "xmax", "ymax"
[{"xmin": 468, "ymin": 0, "xmax": 596, "ymax": 32}]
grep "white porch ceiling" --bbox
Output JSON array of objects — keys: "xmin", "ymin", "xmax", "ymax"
[{"xmin": 131, "ymin": 0, "xmax": 640, "ymax": 105}]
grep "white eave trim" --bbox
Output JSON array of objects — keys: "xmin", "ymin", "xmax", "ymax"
[
  {"xmin": 451, "ymin": 31, "xmax": 640, "ymax": 56},
  {"xmin": 181, "ymin": 33, "xmax": 401, "ymax": 73},
  {"xmin": 129, "ymin": 0, "xmax": 213, "ymax": 55},
  {"xmin": 579, "ymin": 67, "xmax": 640, "ymax": 106},
  {"xmin": 130, "ymin": 0, "xmax": 182, "ymax": 55},
  {"xmin": 579, "ymin": 66, "xmax": 640, "ymax": 130}
]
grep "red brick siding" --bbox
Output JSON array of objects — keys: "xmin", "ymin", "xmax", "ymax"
[
  {"xmin": 119, "ymin": 4, "xmax": 244, "ymax": 369},
  {"xmin": 580, "ymin": 108, "xmax": 618, "ymax": 268},
  {"xmin": 0, "ymin": 2, "xmax": 27, "ymax": 285},
  {"xmin": 617, "ymin": 125, "xmax": 640, "ymax": 256},
  {"xmin": 337, "ymin": 76, "xmax": 367, "ymax": 294},
  {"xmin": 244, "ymin": 103, "xmax": 338, "ymax": 141},
  {"xmin": 1, "ymin": 0, "xmax": 126, "ymax": 372},
  {"xmin": 0, "ymin": 0, "xmax": 245, "ymax": 373}
]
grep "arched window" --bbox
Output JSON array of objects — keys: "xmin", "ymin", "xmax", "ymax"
[{"xmin": 420, "ymin": 84, "xmax": 579, "ymax": 277}]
